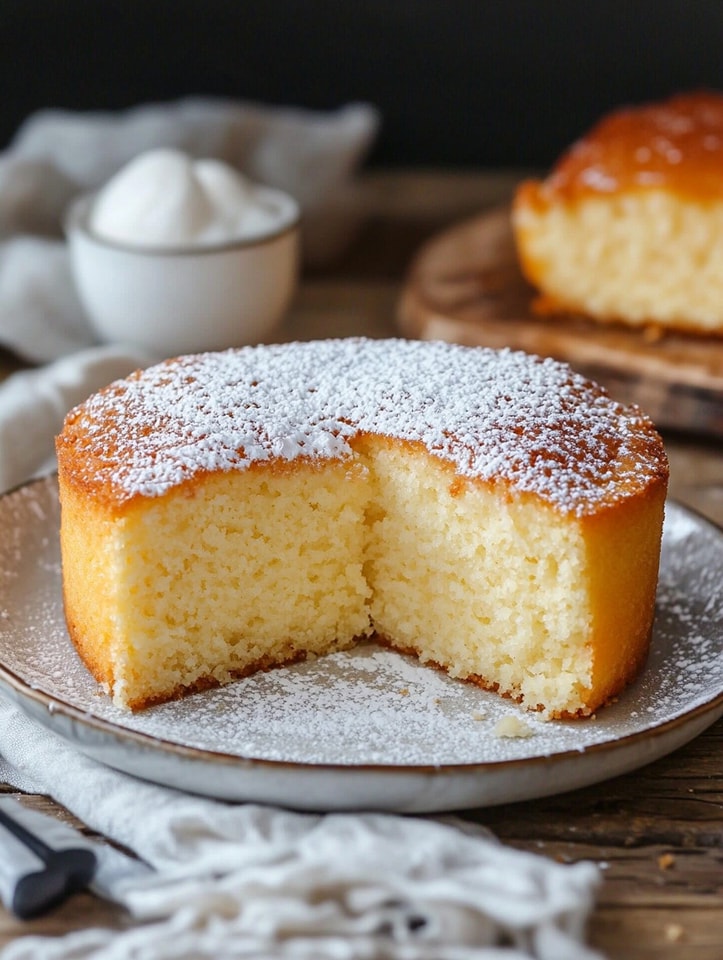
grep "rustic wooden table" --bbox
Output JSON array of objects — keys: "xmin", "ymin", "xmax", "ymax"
[{"xmin": 1, "ymin": 170, "xmax": 722, "ymax": 959}]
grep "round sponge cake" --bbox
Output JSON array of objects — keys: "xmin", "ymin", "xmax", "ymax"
[
  {"xmin": 56, "ymin": 338, "xmax": 669, "ymax": 717},
  {"xmin": 513, "ymin": 91, "xmax": 723, "ymax": 335}
]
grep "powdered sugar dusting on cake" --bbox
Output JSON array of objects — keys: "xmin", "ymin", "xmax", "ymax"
[{"xmin": 58, "ymin": 338, "xmax": 666, "ymax": 516}]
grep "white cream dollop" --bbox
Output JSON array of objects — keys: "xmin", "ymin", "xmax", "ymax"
[{"xmin": 89, "ymin": 149, "xmax": 292, "ymax": 248}]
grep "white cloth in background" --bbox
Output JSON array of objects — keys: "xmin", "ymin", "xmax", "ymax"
[
  {"xmin": 0, "ymin": 237, "xmax": 91, "ymax": 362},
  {"xmin": 0, "ymin": 698, "xmax": 602, "ymax": 960}
]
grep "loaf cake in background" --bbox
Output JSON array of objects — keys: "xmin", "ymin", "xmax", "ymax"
[
  {"xmin": 513, "ymin": 91, "xmax": 723, "ymax": 336},
  {"xmin": 56, "ymin": 338, "xmax": 669, "ymax": 718}
]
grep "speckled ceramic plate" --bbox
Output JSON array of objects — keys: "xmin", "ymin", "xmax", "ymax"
[{"xmin": 0, "ymin": 475, "xmax": 721, "ymax": 812}]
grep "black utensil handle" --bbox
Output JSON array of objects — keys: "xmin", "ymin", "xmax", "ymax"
[
  {"xmin": 11, "ymin": 850, "xmax": 98, "ymax": 920},
  {"xmin": 0, "ymin": 798, "xmax": 97, "ymax": 918}
]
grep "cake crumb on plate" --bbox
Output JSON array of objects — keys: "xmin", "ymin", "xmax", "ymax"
[{"xmin": 494, "ymin": 716, "xmax": 535, "ymax": 739}]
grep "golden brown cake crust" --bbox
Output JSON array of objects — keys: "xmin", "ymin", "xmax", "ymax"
[{"xmin": 524, "ymin": 90, "xmax": 723, "ymax": 206}]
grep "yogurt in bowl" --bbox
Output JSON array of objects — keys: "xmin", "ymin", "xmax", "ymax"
[{"xmin": 66, "ymin": 149, "xmax": 300, "ymax": 358}]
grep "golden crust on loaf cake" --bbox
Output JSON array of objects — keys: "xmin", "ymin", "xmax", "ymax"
[
  {"xmin": 56, "ymin": 338, "xmax": 668, "ymax": 717},
  {"xmin": 513, "ymin": 91, "xmax": 723, "ymax": 336}
]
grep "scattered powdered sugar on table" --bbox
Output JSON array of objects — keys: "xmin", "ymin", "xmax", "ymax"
[{"xmin": 0, "ymin": 477, "xmax": 720, "ymax": 772}]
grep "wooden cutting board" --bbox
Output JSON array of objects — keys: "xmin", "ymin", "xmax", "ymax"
[{"xmin": 398, "ymin": 206, "xmax": 723, "ymax": 438}]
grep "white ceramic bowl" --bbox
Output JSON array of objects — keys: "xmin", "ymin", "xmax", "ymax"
[{"xmin": 65, "ymin": 188, "xmax": 300, "ymax": 358}]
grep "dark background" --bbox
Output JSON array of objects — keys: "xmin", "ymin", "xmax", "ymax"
[{"xmin": 3, "ymin": 0, "xmax": 723, "ymax": 169}]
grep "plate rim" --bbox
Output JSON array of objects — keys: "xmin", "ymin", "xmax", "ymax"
[
  {"xmin": 1, "ymin": 473, "xmax": 722, "ymax": 780},
  {"xmin": 1, "ymin": 655, "xmax": 722, "ymax": 778}
]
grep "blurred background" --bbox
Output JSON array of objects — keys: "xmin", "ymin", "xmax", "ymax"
[{"xmin": 3, "ymin": 0, "xmax": 723, "ymax": 169}]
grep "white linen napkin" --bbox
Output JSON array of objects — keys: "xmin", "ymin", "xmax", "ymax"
[{"xmin": 0, "ymin": 698, "xmax": 602, "ymax": 960}]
